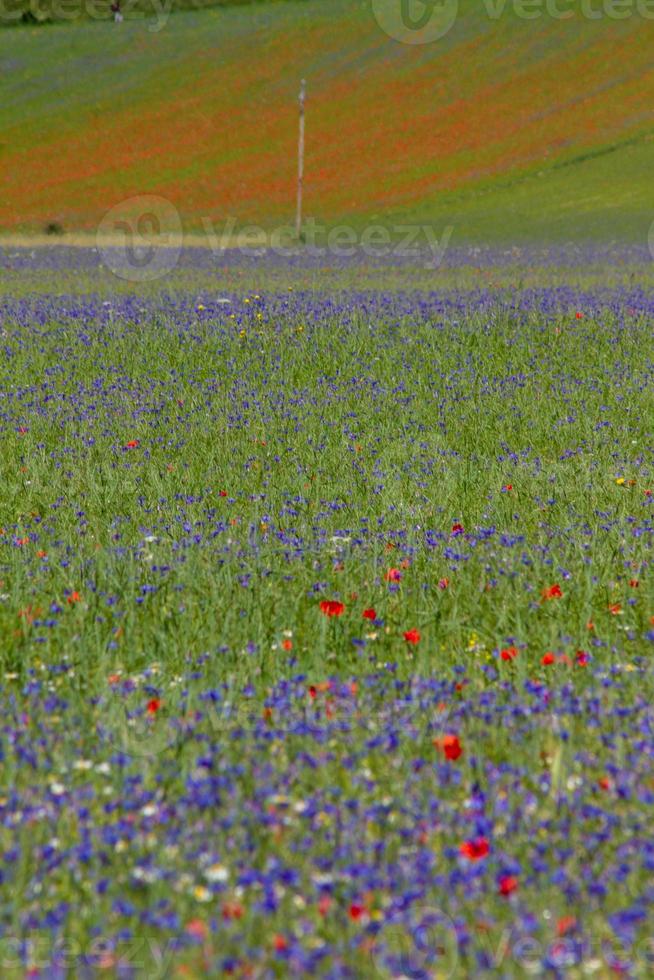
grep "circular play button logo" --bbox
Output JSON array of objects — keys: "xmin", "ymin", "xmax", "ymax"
[
  {"xmin": 372, "ymin": 0, "xmax": 459, "ymax": 45},
  {"xmin": 97, "ymin": 195, "xmax": 183, "ymax": 282}
]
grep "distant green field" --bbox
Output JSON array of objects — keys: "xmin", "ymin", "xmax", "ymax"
[
  {"xmin": 2, "ymin": 0, "xmax": 654, "ymax": 242},
  {"xmin": 0, "ymin": 0, "xmax": 286, "ymax": 27}
]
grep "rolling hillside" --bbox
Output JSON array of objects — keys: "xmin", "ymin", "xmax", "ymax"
[{"xmin": 2, "ymin": 0, "xmax": 654, "ymax": 242}]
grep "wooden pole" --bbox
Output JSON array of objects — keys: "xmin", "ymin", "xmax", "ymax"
[{"xmin": 296, "ymin": 79, "xmax": 306, "ymax": 240}]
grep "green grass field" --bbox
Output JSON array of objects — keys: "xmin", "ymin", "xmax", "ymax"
[{"xmin": 0, "ymin": 254, "xmax": 652, "ymax": 974}]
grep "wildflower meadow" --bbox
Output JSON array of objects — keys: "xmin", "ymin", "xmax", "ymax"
[{"xmin": 0, "ymin": 245, "xmax": 652, "ymax": 977}]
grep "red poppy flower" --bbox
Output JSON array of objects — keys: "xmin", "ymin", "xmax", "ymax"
[
  {"xmin": 385, "ymin": 568, "xmax": 402, "ymax": 582},
  {"xmin": 575, "ymin": 650, "xmax": 589, "ymax": 667},
  {"xmin": 438, "ymin": 578, "xmax": 449, "ymax": 590},
  {"xmin": 557, "ymin": 916, "xmax": 577, "ymax": 937},
  {"xmin": 318, "ymin": 895, "xmax": 332, "ymax": 916},
  {"xmin": 186, "ymin": 918, "xmax": 209, "ymax": 939},
  {"xmin": 273, "ymin": 934, "xmax": 288, "ymax": 952},
  {"xmin": 125, "ymin": 440, "xmax": 140, "ymax": 449},
  {"xmin": 219, "ymin": 490, "xmax": 228, "ymax": 497},
  {"xmin": 66, "ymin": 591, "xmax": 81, "ymax": 605},
  {"xmin": 363, "ymin": 608, "xmax": 376, "ymax": 620},
  {"xmin": 435, "ymin": 734, "xmax": 462, "ymax": 761},
  {"xmin": 575, "ymin": 312, "xmax": 584, "ymax": 319},
  {"xmin": 319, "ymin": 600, "xmax": 345, "ymax": 617},
  {"xmin": 608, "ymin": 603, "xmax": 622, "ymax": 615},
  {"xmin": 598, "ymin": 776, "xmax": 611, "ymax": 792},
  {"xmin": 221, "ymin": 902, "xmax": 243, "ymax": 921},
  {"xmin": 403, "ymin": 629, "xmax": 420, "ymax": 644},
  {"xmin": 308, "ymin": 685, "xmax": 317, "ymax": 699},
  {"xmin": 146, "ymin": 698, "xmax": 161, "ymax": 715},
  {"xmin": 498, "ymin": 875, "xmax": 518, "ymax": 897},
  {"xmin": 281, "ymin": 638, "xmax": 293, "ymax": 651},
  {"xmin": 629, "ymin": 579, "xmax": 639, "ymax": 588},
  {"xmin": 502, "ymin": 484, "xmax": 513, "ymax": 492},
  {"xmin": 541, "ymin": 652, "xmax": 555, "ymax": 666},
  {"xmin": 542, "ymin": 583, "xmax": 563, "ymax": 600},
  {"xmin": 500, "ymin": 646, "xmax": 518, "ymax": 662},
  {"xmin": 348, "ymin": 903, "xmax": 365, "ymax": 921},
  {"xmin": 451, "ymin": 523, "xmax": 465, "ymax": 536},
  {"xmin": 460, "ymin": 837, "xmax": 490, "ymax": 861}
]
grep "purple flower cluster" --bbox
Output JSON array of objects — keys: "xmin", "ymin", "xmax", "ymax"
[{"xmin": 0, "ymin": 666, "xmax": 653, "ymax": 976}]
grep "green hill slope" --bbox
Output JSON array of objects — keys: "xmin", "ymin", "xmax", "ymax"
[{"xmin": 2, "ymin": 0, "xmax": 654, "ymax": 242}]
